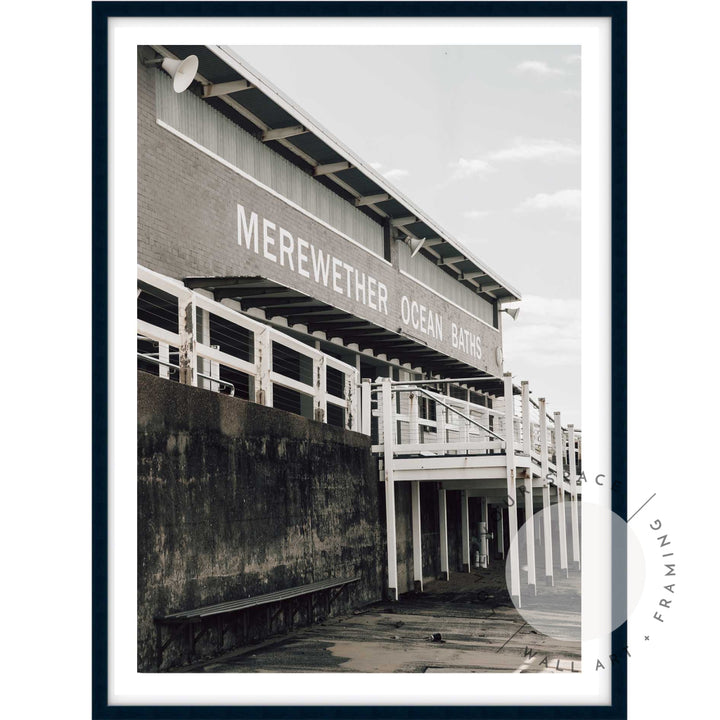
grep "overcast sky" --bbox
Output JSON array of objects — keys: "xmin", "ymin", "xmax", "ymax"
[{"xmin": 233, "ymin": 45, "xmax": 581, "ymax": 425}]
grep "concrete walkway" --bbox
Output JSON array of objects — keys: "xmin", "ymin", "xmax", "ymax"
[{"xmin": 183, "ymin": 563, "xmax": 581, "ymax": 674}]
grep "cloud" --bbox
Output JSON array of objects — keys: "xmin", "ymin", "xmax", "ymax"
[
  {"xmin": 516, "ymin": 188, "xmax": 580, "ymax": 213},
  {"xmin": 383, "ymin": 168, "xmax": 409, "ymax": 180},
  {"xmin": 564, "ymin": 53, "xmax": 581, "ymax": 64},
  {"xmin": 502, "ymin": 295, "xmax": 580, "ymax": 368},
  {"xmin": 516, "ymin": 60, "xmax": 565, "ymax": 76},
  {"xmin": 489, "ymin": 138, "xmax": 579, "ymax": 163},
  {"xmin": 462, "ymin": 210, "xmax": 489, "ymax": 219},
  {"xmin": 448, "ymin": 157, "xmax": 494, "ymax": 181},
  {"xmin": 369, "ymin": 161, "xmax": 383, "ymax": 170}
]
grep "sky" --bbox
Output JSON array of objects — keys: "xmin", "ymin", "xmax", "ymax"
[{"xmin": 233, "ymin": 45, "xmax": 581, "ymax": 426}]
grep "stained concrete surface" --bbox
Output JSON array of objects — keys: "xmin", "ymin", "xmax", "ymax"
[{"xmin": 182, "ymin": 563, "xmax": 581, "ymax": 674}]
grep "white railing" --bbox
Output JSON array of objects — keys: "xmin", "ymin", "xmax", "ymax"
[
  {"xmin": 137, "ymin": 265, "xmax": 359, "ymax": 431},
  {"xmin": 365, "ymin": 376, "xmax": 580, "ymax": 482},
  {"xmin": 368, "ymin": 380, "xmax": 505, "ymax": 457}
]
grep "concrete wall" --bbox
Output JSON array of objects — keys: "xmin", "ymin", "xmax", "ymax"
[{"xmin": 138, "ymin": 372, "xmax": 385, "ymax": 670}]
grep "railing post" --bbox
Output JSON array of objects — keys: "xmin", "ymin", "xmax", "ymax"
[
  {"xmin": 521, "ymin": 381, "xmax": 536, "ymax": 594},
  {"xmin": 313, "ymin": 354, "xmax": 326, "ymax": 423},
  {"xmin": 345, "ymin": 370, "xmax": 358, "ymax": 431},
  {"xmin": 408, "ymin": 387, "xmax": 420, "ymax": 446},
  {"xmin": 503, "ymin": 372, "xmax": 521, "ymax": 607},
  {"xmin": 178, "ymin": 291, "xmax": 197, "ymax": 387},
  {"xmin": 381, "ymin": 378, "xmax": 398, "ymax": 600},
  {"xmin": 360, "ymin": 380, "xmax": 372, "ymax": 436},
  {"xmin": 539, "ymin": 398, "xmax": 554, "ymax": 586},
  {"xmin": 255, "ymin": 325, "xmax": 272, "ymax": 407},
  {"xmin": 568, "ymin": 424, "xmax": 581, "ymax": 570},
  {"xmin": 554, "ymin": 411, "xmax": 569, "ymax": 578}
]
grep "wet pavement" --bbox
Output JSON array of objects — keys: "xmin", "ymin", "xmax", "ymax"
[{"xmin": 182, "ymin": 563, "xmax": 581, "ymax": 674}]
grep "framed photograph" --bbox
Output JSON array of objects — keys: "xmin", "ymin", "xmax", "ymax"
[{"xmin": 94, "ymin": 1, "xmax": 626, "ymax": 717}]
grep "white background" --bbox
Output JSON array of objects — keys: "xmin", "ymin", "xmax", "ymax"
[{"xmin": 2, "ymin": 0, "xmax": 718, "ymax": 717}]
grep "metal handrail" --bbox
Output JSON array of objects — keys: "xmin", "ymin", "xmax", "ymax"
[
  {"xmin": 391, "ymin": 384, "xmax": 505, "ymax": 443},
  {"xmin": 137, "ymin": 352, "xmax": 236, "ymax": 396}
]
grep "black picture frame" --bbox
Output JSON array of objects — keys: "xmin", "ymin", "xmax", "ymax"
[{"xmin": 93, "ymin": 2, "xmax": 627, "ymax": 717}]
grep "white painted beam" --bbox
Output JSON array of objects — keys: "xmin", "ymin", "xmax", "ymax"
[
  {"xmin": 313, "ymin": 161, "xmax": 351, "ymax": 176},
  {"xmin": 354, "ymin": 193, "xmax": 390, "ymax": 207},
  {"xmin": 202, "ymin": 79, "xmax": 252, "ymax": 98},
  {"xmin": 391, "ymin": 216, "xmax": 417, "ymax": 227},
  {"xmin": 438, "ymin": 255, "xmax": 465, "ymax": 266},
  {"xmin": 262, "ymin": 125, "xmax": 307, "ymax": 142}
]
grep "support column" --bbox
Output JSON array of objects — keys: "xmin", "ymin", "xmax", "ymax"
[
  {"xmin": 568, "ymin": 425, "xmax": 581, "ymax": 570},
  {"xmin": 381, "ymin": 378, "xmax": 398, "ymax": 600},
  {"xmin": 461, "ymin": 490, "xmax": 470, "ymax": 572},
  {"xmin": 496, "ymin": 505, "xmax": 505, "ymax": 559},
  {"xmin": 504, "ymin": 372, "xmax": 521, "ymax": 607},
  {"xmin": 411, "ymin": 481, "xmax": 423, "ymax": 591},
  {"xmin": 554, "ymin": 411, "xmax": 569, "ymax": 578},
  {"xmin": 439, "ymin": 487, "xmax": 449, "ymax": 581},
  {"xmin": 480, "ymin": 497, "xmax": 489, "ymax": 567},
  {"xmin": 539, "ymin": 398, "xmax": 554, "ymax": 586},
  {"xmin": 521, "ymin": 381, "xmax": 536, "ymax": 594}
]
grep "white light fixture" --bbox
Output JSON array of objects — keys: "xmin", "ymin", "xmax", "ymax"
[
  {"xmin": 501, "ymin": 307, "xmax": 520, "ymax": 321},
  {"xmin": 404, "ymin": 236, "xmax": 425, "ymax": 257}
]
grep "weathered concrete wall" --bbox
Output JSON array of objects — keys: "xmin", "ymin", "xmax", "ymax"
[{"xmin": 138, "ymin": 372, "xmax": 384, "ymax": 670}]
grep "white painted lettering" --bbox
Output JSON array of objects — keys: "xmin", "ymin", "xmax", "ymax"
[
  {"xmin": 311, "ymin": 246, "xmax": 331, "ymax": 286},
  {"xmin": 355, "ymin": 270, "xmax": 366, "ymax": 304},
  {"xmin": 368, "ymin": 276, "xmax": 377, "ymax": 309},
  {"xmin": 297, "ymin": 237, "xmax": 310, "ymax": 278},
  {"xmin": 279, "ymin": 228, "xmax": 294, "ymax": 270},
  {"xmin": 237, "ymin": 205, "xmax": 259, "ymax": 252},
  {"xmin": 262, "ymin": 218, "xmax": 277, "ymax": 262}
]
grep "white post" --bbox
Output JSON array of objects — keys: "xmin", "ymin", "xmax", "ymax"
[
  {"xmin": 521, "ymin": 381, "xmax": 536, "ymax": 594},
  {"xmin": 313, "ymin": 355, "xmax": 326, "ymax": 423},
  {"xmin": 255, "ymin": 325, "xmax": 272, "ymax": 407},
  {"xmin": 178, "ymin": 293, "xmax": 197, "ymax": 387},
  {"xmin": 361, "ymin": 380, "xmax": 372, "ymax": 436},
  {"xmin": 409, "ymin": 387, "xmax": 420, "ymax": 446},
  {"xmin": 568, "ymin": 424, "xmax": 581, "ymax": 570},
  {"xmin": 411, "ymin": 481, "xmax": 423, "ymax": 591},
  {"xmin": 461, "ymin": 489, "xmax": 470, "ymax": 572},
  {"xmin": 504, "ymin": 372, "xmax": 521, "ymax": 607},
  {"xmin": 554, "ymin": 411, "xmax": 568, "ymax": 578},
  {"xmin": 381, "ymin": 378, "xmax": 398, "ymax": 600},
  {"xmin": 158, "ymin": 342, "xmax": 170, "ymax": 380},
  {"xmin": 439, "ymin": 488, "xmax": 449, "ymax": 581},
  {"xmin": 344, "ymin": 370, "xmax": 358, "ymax": 431},
  {"xmin": 539, "ymin": 398, "xmax": 554, "ymax": 586}
]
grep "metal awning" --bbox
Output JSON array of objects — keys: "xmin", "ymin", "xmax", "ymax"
[{"xmin": 147, "ymin": 44, "xmax": 521, "ymax": 305}]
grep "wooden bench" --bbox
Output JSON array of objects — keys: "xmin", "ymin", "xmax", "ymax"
[{"xmin": 154, "ymin": 575, "xmax": 360, "ymax": 668}]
